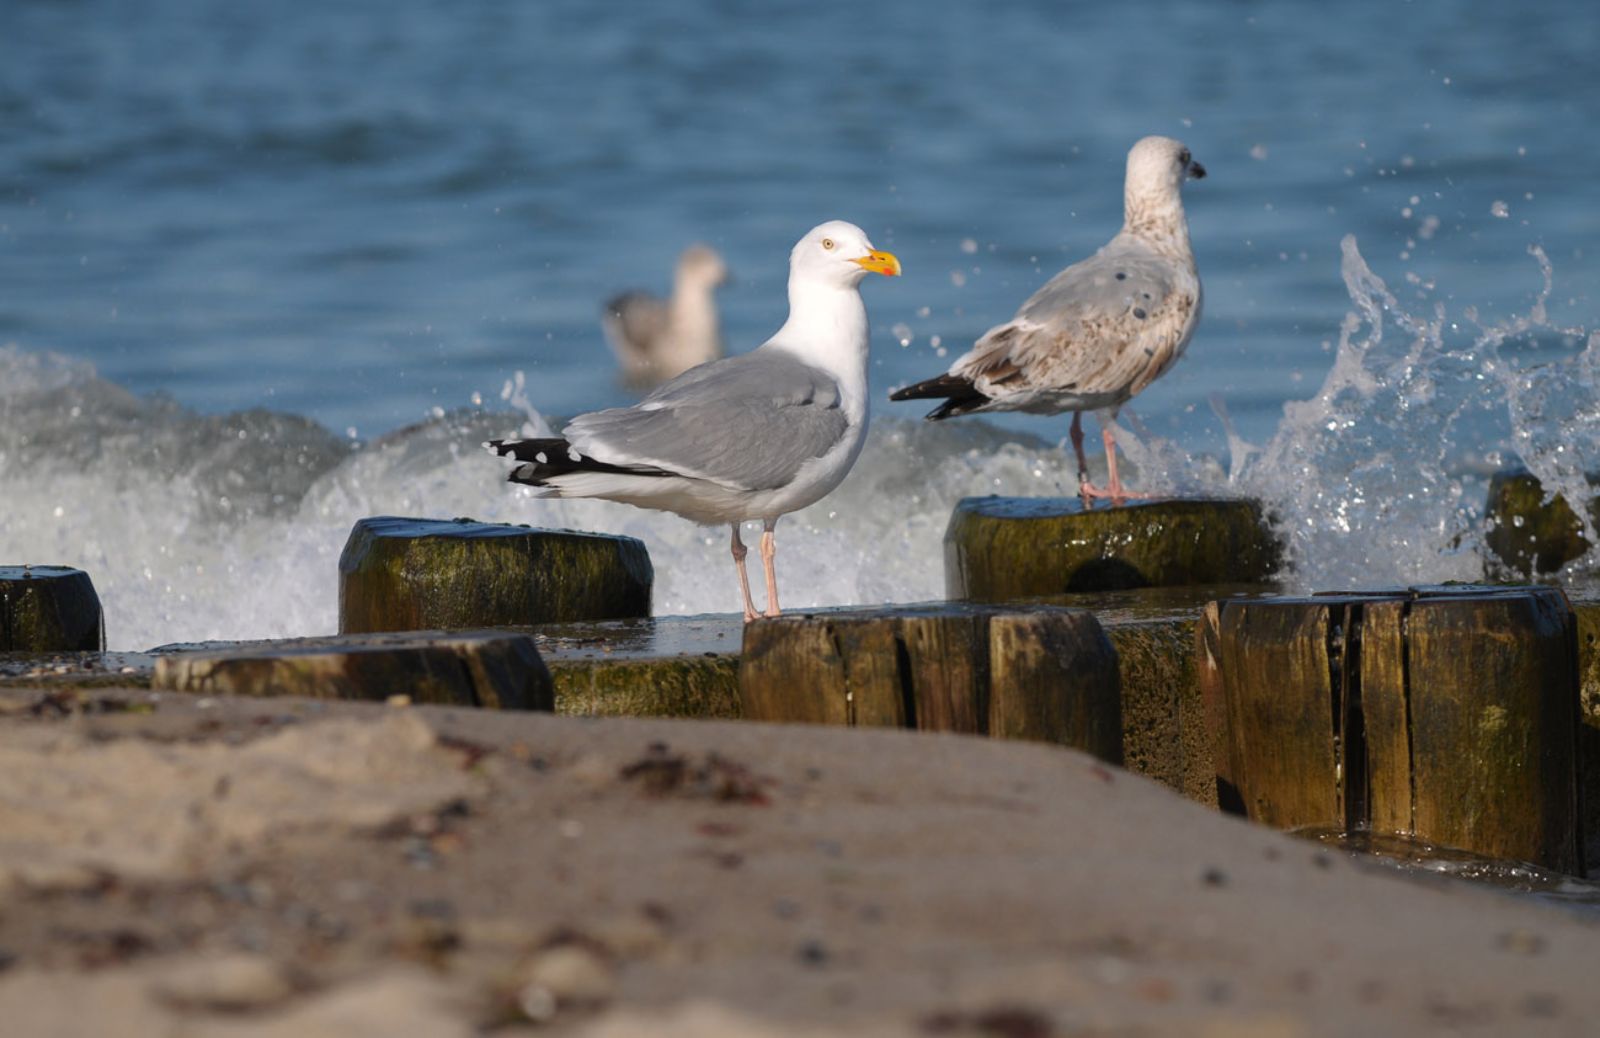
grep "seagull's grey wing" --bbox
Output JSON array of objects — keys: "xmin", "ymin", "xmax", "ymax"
[
  {"xmin": 601, "ymin": 291, "xmax": 669, "ymax": 357},
  {"xmin": 956, "ymin": 237, "xmax": 1200, "ymax": 401},
  {"xmin": 565, "ymin": 349, "xmax": 849, "ymax": 491}
]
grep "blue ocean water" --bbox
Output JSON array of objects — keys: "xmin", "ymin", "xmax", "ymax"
[{"xmin": 2, "ymin": 0, "xmax": 1598, "ymax": 647}]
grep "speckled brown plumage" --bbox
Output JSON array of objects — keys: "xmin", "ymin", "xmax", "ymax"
[{"xmin": 891, "ymin": 136, "xmax": 1206, "ymax": 505}]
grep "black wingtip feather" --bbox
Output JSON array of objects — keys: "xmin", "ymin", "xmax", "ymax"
[
  {"xmin": 924, "ymin": 395, "xmax": 990, "ymax": 420},
  {"xmin": 888, "ymin": 372, "xmax": 976, "ymax": 401},
  {"xmin": 491, "ymin": 436, "xmax": 677, "ymax": 486},
  {"xmin": 489, "ymin": 437, "xmax": 569, "ymax": 486},
  {"xmin": 889, "ymin": 373, "xmax": 990, "ymax": 421}
]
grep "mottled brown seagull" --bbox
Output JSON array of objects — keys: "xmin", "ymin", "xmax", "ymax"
[
  {"xmin": 602, "ymin": 243, "xmax": 729, "ymax": 388},
  {"xmin": 891, "ymin": 135, "xmax": 1205, "ymax": 506}
]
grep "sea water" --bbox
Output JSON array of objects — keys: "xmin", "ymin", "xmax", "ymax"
[{"xmin": 2, "ymin": 0, "xmax": 1598, "ymax": 649}]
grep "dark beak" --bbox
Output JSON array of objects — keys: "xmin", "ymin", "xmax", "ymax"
[{"xmin": 1188, "ymin": 160, "xmax": 1207, "ymax": 180}]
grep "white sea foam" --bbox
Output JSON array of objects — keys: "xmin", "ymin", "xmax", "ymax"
[
  {"xmin": 1, "ymin": 345, "xmax": 1085, "ymax": 647},
  {"xmin": 1226, "ymin": 236, "xmax": 1599, "ymax": 589},
  {"xmin": 2, "ymin": 239, "xmax": 1595, "ymax": 650}
]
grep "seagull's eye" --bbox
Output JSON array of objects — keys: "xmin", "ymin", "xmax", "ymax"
[
  {"xmin": 1178, "ymin": 148, "xmax": 1191, "ymax": 165},
  {"xmin": 821, "ymin": 238, "xmax": 835, "ymax": 250}
]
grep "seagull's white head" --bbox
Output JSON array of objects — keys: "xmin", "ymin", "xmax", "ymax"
[
  {"xmin": 789, "ymin": 220, "xmax": 902, "ymax": 290},
  {"xmin": 1125, "ymin": 136, "xmax": 1206, "ymax": 201},
  {"xmin": 1123, "ymin": 136, "xmax": 1205, "ymax": 240}
]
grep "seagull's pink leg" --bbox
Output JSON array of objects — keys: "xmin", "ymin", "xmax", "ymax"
[
  {"xmin": 1078, "ymin": 418, "xmax": 1151, "ymax": 507},
  {"xmin": 759, "ymin": 517, "xmax": 782, "ymax": 619},
  {"xmin": 730, "ymin": 524, "xmax": 760, "ymax": 623},
  {"xmin": 1069, "ymin": 411, "xmax": 1094, "ymax": 509},
  {"xmin": 1103, "ymin": 424, "xmax": 1130, "ymax": 505}
]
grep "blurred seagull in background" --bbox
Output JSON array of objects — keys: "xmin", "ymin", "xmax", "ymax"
[
  {"xmin": 602, "ymin": 243, "xmax": 729, "ymax": 388},
  {"xmin": 495, "ymin": 221, "xmax": 900, "ymax": 621},
  {"xmin": 891, "ymin": 135, "xmax": 1205, "ymax": 506}
]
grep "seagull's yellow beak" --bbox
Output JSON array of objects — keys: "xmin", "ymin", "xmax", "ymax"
[{"xmin": 852, "ymin": 250, "xmax": 902, "ymax": 277}]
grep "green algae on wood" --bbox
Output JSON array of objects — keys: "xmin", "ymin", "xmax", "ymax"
[
  {"xmin": 523, "ymin": 614, "xmax": 743, "ymax": 720},
  {"xmin": 0, "ymin": 566, "xmax": 105, "ymax": 653},
  {"xmin": 1019, "ymin": 584, "xmax": 1316, "ymax": 810},
  {"xmin": 1032, "ymin": 581, "xmax": 1272, "ymax": 806},
  {"xmin": 1403, "ymin": 590, "xmax": 1578, "ymax": 871},
  {"xmin": 1484, "ymin": 470, "xmax": 1596, "ymax": 576},
  {"xmin": 339, "ymin": 516, "xmax": 652, "ymax": 634},
  {"xmin": 944, "ymin": 497, "xmax": 1283, "ymax": 600},
  {"xmin": 1569, "ymin": 599, "xmax": 1600, "ymax": 866},
  {"xmin": 738, "ymin": 603, "xmax": 1121, "ymax": 761},
  {"xmin": 1214, "ymin": 585, "xmax": 1581, "ymax": 874},
  {"xmin": 550, "ymin": 656, "xmax": 741, "ymax": 719},
  {"xmin": 152, "ymin": 631, "xmax": 553, "ymax": 710},
  {"xmin": 1103, "ymin": 618, "xmax": 1212, "ymax": 805}
]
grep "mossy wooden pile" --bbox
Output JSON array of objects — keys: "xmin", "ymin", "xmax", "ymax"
[
  {"xmin": 945, "ymin": 497, "xmax": 1282, "ymax": 599},
  {"xmin": 1104, "ymin": 615, "xmax": 1210, "ymax": 803},
  {"xmin": 1030, "ymin": 585, "xmax": 1273, "ymax": 807},
  {"xmin": 0, "ymin": 588, "xmax": 1228, "ymax": 805},
  {"xmin": 1566, "ymin": 596, "xmax": 1600, "ymax": 864},
  {"xmin": 1205, "ymin": 585, "xmax": 1581, "ymax": 873},
  {"xmin": 739, "ymin": 603, "xmax": 1121, "ymax": 761},
  {"xmin": 152, "ymin": 630, "xmax": 553, "ymax": 710},
  {"xmin": 1484, "ymin": 470, "xmax": 1597, "ymax": 576},
  {"xmin": 0, "ymin": 566, "xmax": 104, "ymax": 653},
  {"xmin": 524, "ymin": 615, "xmax": 742, "ymax": 719},
  {"xmin": 339, "ymin": 516, "xmax": 652, "ymax": 633}
]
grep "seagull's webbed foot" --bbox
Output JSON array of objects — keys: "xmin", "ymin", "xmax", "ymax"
[
  {"xmin": 1077, "ymin": 479, "xmax": 1151, "ymax": 509},
  {"xmin": 1077, "ymin": 473, "xmax": 1095, "ymax": 510},
  {"xmin": 1077, "ymin": 419, "xmax": 1150, "ymax": 509}
]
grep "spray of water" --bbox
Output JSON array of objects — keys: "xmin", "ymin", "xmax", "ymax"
[
  {"xmin": 2, "ymin": 238, "xmax": 1595, "ymax": 648},
  {"xmin": 1, "ymin": 346, "xmax": 1084, "ymax": 648},
  {"xmin": 1188, "ymin": 235, "xmax": 1596, "ymax": 590}
]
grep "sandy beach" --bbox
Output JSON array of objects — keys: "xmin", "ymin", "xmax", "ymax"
[{"xmin": 2, "ymin": 687, "xmax": 1597, "ymax": 1036}]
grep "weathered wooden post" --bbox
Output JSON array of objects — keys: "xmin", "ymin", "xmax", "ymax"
[
  {"xmin": 739, "ymin": 604, "xmax": 1121, "ymax": 761},
  {"xmin": 944, "ymin": 497, "xmax": 1282, "ymax": 600},
  {"xmin": 1193, "ymin": 600, "xmax": 1235, "ymax": 811},
  {"xmin": 339, "ymin": 517, "xmax": 652, "ymax": 633},
  {"xmin": 531, "ymin": 615, "xmax": 744, "ymax": 720},
  {"xmin": 1570, "ymin": 599, "xmax": 1600, "ymax": 864},
  {"xmin": 1099, "ymin": 614, "xmax": 1210, "ymax": 803},
  {"xmin": 153, "ymin": 630, "xmax": 554, "ymax": 710},
  {"xmin": 1214, "ymin": 585, "xmax": 1581, "ymax": 873},
  {"xmin": 1379, "ymin": 588, "xmax": 1577, "ymax": 868},
  {"xmin": 0, "ymin": 566, "xmax": 105, "ymax": 652}
]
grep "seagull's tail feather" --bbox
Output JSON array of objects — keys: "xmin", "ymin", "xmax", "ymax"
[
  {"xmin": 489, "ymin": 437, "xmax": 673, "ymax": 488},
  {"xmin": 888, "ymin": 373, "xmax": 991, "ymax": 421}
]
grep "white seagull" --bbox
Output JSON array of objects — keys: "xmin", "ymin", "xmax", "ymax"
[
  {"xmin": 890, "ymin": 135, "xmax": 1205, "ymax": 506},
  {"xmin": 493, "ymin": 221, "xmax": 900, "ymax": 622},
  {"xmin": 601, "ymin": 244, "xmax": 729, "ymax": 388}
]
